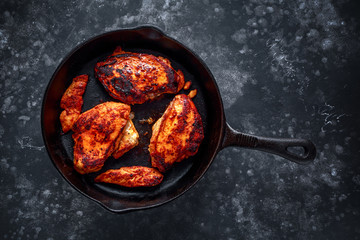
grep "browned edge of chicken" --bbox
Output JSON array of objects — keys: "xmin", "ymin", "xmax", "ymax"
[
  {"xmin": 94, "ymin": 47, "xmax": 185, "ymax": 105},
  {"xmin": 112, "ymin": 119, "xmax": 139, "ymax": 159},
  {"xmin": 72, "ymin": 102, "xmax": 131, "ymax": 174},
  {"xmin": 94, "ymin": 166, "xmax": 164, "ymax": 187},
  {"xmin": 149, "ymin": 94, "xmax": 204, "ymax": 172},
  {"xmin": 59, "ymin": 74, "xmax": 89, "ymax": 133}
]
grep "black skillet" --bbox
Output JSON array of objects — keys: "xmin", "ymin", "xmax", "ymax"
[{"xmin": 42, "ymin": 26, "xmax": 316, "ymax": 213}]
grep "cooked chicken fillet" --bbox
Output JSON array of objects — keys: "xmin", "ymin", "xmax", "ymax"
[
  {"xmin": 149, "ymin": 94, "xmax": 204, "ymax": 172},
  {"xmin": 72, "ymin": 102, "xmax": 130, "ymax": 174},
  {"xmin": 60, "ymin": 74, "xmax": 89, "ymax": 133},
  {"xmin": 112, "ymin": 119, "xmax": 139, "ymax": 159},
  {"xmin": 94, "ymin": 47, "xmax": 184, "ymax": 105},
  {"xmin": 95, "ymin": 166, "xmax": 163, "ymax": 187}
]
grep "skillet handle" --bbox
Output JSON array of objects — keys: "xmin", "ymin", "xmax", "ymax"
[{"xmin": 221, "ymin": 123, "xmax": 316, "ymax": 164}]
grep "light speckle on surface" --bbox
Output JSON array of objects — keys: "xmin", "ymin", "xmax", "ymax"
[
  {"xmin": 321, "ymin": 38, "xmax": 334, "ymax": 50},
  {"xmin": 18, "ymin": 115, "xmax": 30, "ymax": 122},
  {"xmin": 43, "ymin": 54, "xmax": 55, "ymax": 66},
  {"xmin": 335, "ymin": 145, "xmax": 344, "ymax": 155},
  {"xmin": 246, "ymin": 169, "xmax": 254, "ymax": 177},
  {"xmin": 0, "ymin": 29, "xmax": 8, "ymax": 49},
  {"xmin": 331, "ymin": 168, "xmax": 337, "ymax": 177},
  {"xmin": 17, "ymin": 136, "xmax": 45, "ymax": 151},
  {"xmin": 231, "ymin": 29, "xmax": 247, "ymax": 44},
  {"xmin": 42, "ymin": 189, "xmax": 51, "ymax": 198},
  {"xmin": 1, "ymin": 96, "xmax": 17, "ymax": 114}
]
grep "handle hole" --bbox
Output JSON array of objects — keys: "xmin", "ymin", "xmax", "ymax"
[{"xmin": 286, "ymin": 146, "xmax": 306, "ymax": 157}]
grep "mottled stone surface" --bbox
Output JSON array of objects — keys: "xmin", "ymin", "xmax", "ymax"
[{"xmin": 1, "ymin": 0, "xmax": 360, "ymax": 239}]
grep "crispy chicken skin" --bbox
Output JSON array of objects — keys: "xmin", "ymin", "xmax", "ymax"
[
  {"xmin": 60, "ymin": 74, "xmax": 89, "ymax": 133},
  {"xmin": 112, "ymin": 119, "xmax": 139, "ymax": 159},
  {"xmin": 72, "ymin": 102, "xmax": 130, "ymax": 174},
  {"xmin": 149, "ymin": 94, "xmax": 204, "ymax": 172},
  {"xmin": 94, "ymin": 47, "xmax": 184, "ymax": 105},
  {"xmin": 94, "ymin": 166, "xmax": 163, "ymax": 187}
]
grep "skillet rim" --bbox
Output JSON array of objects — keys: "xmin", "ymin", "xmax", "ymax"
[{"xmin": 41, "ymin": 25, "xmax": 226, "ymax": 213}]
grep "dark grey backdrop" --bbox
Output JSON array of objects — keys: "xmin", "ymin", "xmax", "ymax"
[{"xmin": 1, "ymin": 0, "xmax": 359, "ymax": 239}]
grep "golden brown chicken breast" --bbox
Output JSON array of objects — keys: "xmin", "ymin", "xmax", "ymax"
[
  {"xmin": 94, "ymin": 166, "xmax": 163, "ymax": 187},
  {"xmin": 149, "ymin": 94, "xmax": 204, "ymax": 172},
  {"xmin": 60, "ymin": 74, "xmax": 89, "ymax": 133},
  {"xmin": 94, "ymin": 47, "xmax": 184, "ymax": 105},
  {"xmin": 112, "ymin": 119, "xmax": 139, "ymax": 159},
  {"xmin": 72, "ymin": 102, "xmax": 130, "ymax": 174}
]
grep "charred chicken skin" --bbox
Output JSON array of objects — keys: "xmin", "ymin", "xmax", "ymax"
[
  {"xmin": 94, "ymin": 47, "xmax": 185, "ymax": 105},
  {"xmin": 112, "ymin": 119, "xmax": 139, "ymax": 159},
  {"xmin": 149, "ymin": 94, "xmax": 204, "ymax": 172},
  {"xmin": 72, "ymin": 102, "xmax": 131, "ymax": 174},
  {"xmin": 95, "ymin": 166, "xmax": 163, "ymax": 187},
  {"xmin": 60, "ymin": 74, "xmax": 89, "ymax": 133}
]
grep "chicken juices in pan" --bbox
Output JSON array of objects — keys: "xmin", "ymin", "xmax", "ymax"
[{"xmin": 94, "ymin": 47, "xmax": 185, "ymax": 105}]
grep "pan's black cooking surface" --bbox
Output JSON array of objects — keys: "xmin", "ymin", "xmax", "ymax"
[
  {"xmin": 42, "ymin": 29, "xmax": 228, "ymax": 211},
  {"xmin": 56, "ymin": 43, "xmax": 213, "ymax": 205},
  {"xmin": 1, "ymin": 0, "xmax": 360, "ymax": 239}
]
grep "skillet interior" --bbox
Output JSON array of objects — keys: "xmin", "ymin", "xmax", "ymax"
[{"xmin": 42, "ymin": 27, "xmax": 225, "ymax": 212}]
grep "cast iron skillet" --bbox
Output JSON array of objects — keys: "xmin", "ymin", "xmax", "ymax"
[{"xmin": 42, "ymin": 26, "xmax": 316, "ymax": 213}]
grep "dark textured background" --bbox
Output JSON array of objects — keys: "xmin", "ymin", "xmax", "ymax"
[{"xmin": 1, "ymin": 0, "xmax": 360, "ymax": 239}]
